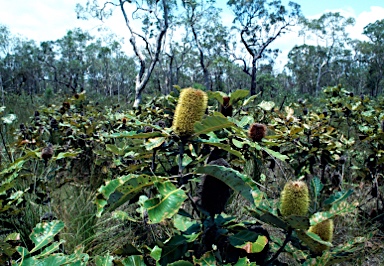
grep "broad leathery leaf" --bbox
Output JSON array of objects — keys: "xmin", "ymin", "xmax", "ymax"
[
  {"xmin": 145, "ymin": 137, "xmax": 166, "ymax": 150},
  {"xmin": 237, "ymin": 116, "xmax": 254, "ymax": 128},
  {"xmin": 303, "ymin": 251, "xmax": 332, "ymax": 266},
  {"xmin": 144, "ymin": 181, "xmax": 187, "ymax": 224},
  {"xmin": 95, "ymin": 254, "xmax": 114, "ymax": 266},
  {"xmin": 310, "ymin": 200, "xmax": 356, "ymax": 226},
  {"xmin": 194, "ymin": 115, "xmax": 234, "ymax": 136},
  {"xmin": 249, "ymin": 208, "xmax": 288, "ymax": 231},
  {"xmin": 112, "ymin": 210, "xmax": 137, "ymax": 222},
  {"xmin": 55, "ymin": 150, "xmax": 82, "ymax": 160},
  {"xmin": 229, "ymin": 231, "xmax": 268, "ymax": 253},
  {"xmin": 29, "ymin": 220, "xmax": 65, "ymax": 253},
  {"xmin": 305, "ymin": 231, "xmax": 333, "ymax": 247},
  {"xmin": 201, "ymin": 140, "xmax": 243, "ymax": 158},
  {"xmin": 209, "ymin": 91, "xmax": 227, "ymax": 105},
  {"xmin": 106, "ymin": 144, "xmax": 125, "ymax": 156},
  {"xmin": 150, "ymin": 245, "xmax": 162, "ymax": 261},
  {"xmin": 243, "ymin": 93, "xmax": 261, "ymax": 107},
  {"xmin": 168, "ymin": 261, "xmax": 194, "ymax": 266},
  {"xmin": 262, "ymin": 146, "xmax": 289, "ymax": 161},
  {"xmin": 237, "ymin": 236, "xmax": 268, "ymax": 253},
  {"xmin": 173, "ymin": 214, "xmax": 196, "ymax": 231},
  {"xmin": 229, "ymin": 89, "xmax": 250, "ymax": 105},
  {"xmin": 310, "ymin": 177, "xmax": 323, "ymax": 201},
  {"xmin": 234, "ymin": 257, "xmax": 257, "ymax": 266},
  {"xmin": 193, "ymin": 251, "xmax": 216, "ymax": 266},
  {"xmin": 120, "ymin": 255, "xmax": 146, "ymax": 266},
  {"xmin": 35, "ymin": 240, "xmax": 66, "ymax": 259},
  {"xmin": 258, "ymin": 100, "xmax": 275, "ymax": 111},
  {"xmin": 285, "ymin": 215, "xmax": 310, "ymax": 230},
  {"xmin": 323, "ymin": 189, "xmax": 353, "ymax": 206},
  {"xmin": 195, "ymin": 165, "xmax": 262, "ymax": 206},
  {"xmin": 1, "ymin": 113, "xmax": 17, "ymax": 124},
  {"xmin": 104, "ymin": 131, "xmax": 166, "ymax": 139},
  {"xmin": 96, "ymin": 174, "xmax": 156, "ymax": 216}
]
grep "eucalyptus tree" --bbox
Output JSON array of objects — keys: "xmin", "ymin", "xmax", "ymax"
[
  {"xmin": 300, "ymin": 12, "xmax": 355, "ymax": 94},
  {"xmin": 77, "ymin": 0, "xmax": 175, "ymax": 107},
  {"xmin": 227, "ymin": 0, "xmax": 302, "ymax": 96},
  {"xmin": 182, "ymin": 0, "xmax": 229, "ymax": 91},
  {"xmin": 359, "ymin": 19, "xmax": 384, "ymax": 96}
]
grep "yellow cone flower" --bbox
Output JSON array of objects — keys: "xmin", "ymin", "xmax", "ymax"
[
  {"xmin": 280, "ymin": 181, "xmax": 310, "ymax": 217},
  {"xmin": 308, "ymin": 219, "xmax": 334, "ymax": 253},
  {"xmin": 172, "ymin": 88, "xmax": 208, "ymax": 137}
]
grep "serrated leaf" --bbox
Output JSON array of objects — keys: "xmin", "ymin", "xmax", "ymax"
[
  {"xmin": 195, "ymin": 165, "xmax": 261, "ymax": 205},
  {"xmin": 194, "ymin": 116, "xmax": 234, "ymax": 136},
  {"xmin": 55, "ymin": 150, "xmax": 81, "ymax": 160},
  {"xmin": 29, "ymin": 220, "xmax": 65, "ymax": 253},
  {"xmin": 323, "ymin": 189, "xmax": 353, "ymax": 206},
  {"xmin": 144, "ymin": 181, "xmax": 187, "ymax": 224},
  {"xmin": 262, "ymin": 147, "xmax": 289, "ymax": 161},
  {"xmin": 310, "ymin": 200, "xmax": 355, "ymax": 226},
  {"xmin": 201, "ymin": 140, "xmax": 243, "ymax": 158}
]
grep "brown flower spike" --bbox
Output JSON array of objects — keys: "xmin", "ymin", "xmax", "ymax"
[
  {"xmin": 41, "ymin": 143, "xmax": 54, "ymax": 166},
  {"xmin": 248, "ymin": 123, "xmax": 267, "ymax": 142}
]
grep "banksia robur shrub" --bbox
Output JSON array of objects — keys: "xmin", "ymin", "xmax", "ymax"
[
  {"xmin": 308, "ymin": 219, "xmax": 334, "ymax": 253},
  {"xmin": 199, "ymin": 158, "xmax": 232, "ymax": 217},
  {"xmin": 248, "ymin": 123, "xmax": 267, "ymax": 142},
  {"xmin": 280, "ymin": 180, "xmax": 310, "ymax": 217},
  {"xmin": 172, "ymin": 87, "xmax": 208, "ymax": 137},
  {"xmin": 220, "ymin": 96, "xmax": 233, "ymax": 117}
]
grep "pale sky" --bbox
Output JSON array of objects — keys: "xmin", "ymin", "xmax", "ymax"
[{"xmin": 0, "ymin": 0, "xmax": 383, "ymax": 71}]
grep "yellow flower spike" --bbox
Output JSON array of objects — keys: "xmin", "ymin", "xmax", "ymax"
[
  {"xmin": 172, "ymin": 87, "xmax": 208, "ymax": 137},
  {"xmin": 280, "ymin": 181, "xmax": 310, "ymax": 217},
  {"xmin": 309, "ymin": 219, "xmax": 334, "ymax": 243}
]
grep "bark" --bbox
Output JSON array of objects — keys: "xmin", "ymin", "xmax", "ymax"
[{"xmin": 119, "ymin": 0, "xmax": 169, "ymax": 107}]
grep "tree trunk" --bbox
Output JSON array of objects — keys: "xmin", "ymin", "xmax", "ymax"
[{"xmin": 250, "ymin": 57, "xmax": 257, "ymax": 96}]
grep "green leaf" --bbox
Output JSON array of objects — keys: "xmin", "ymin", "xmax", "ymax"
[
  {"xmin": 95, "ymin": 254, "xmax": 113, "ymax": 266},
  {"xmin": 150, "ymin": 245, "xmax": 162, "ymax": 261},
  {"xmin": 261, "ymin": 147, "xmax": 289, "ymax": 161},
  {"xmin": 234, "ymin": 257, "xmax": 257, "ymax": 266},
  {"xmin": 310, "ymin": 177, "xmax": 323, "ymax": 202},
  {"xmin": 106, "ymin": 144, "xmax": 125, "ymax": 156},
  {"xmin": 323, "ymin": 189, "xmax": 353, "ymax": 206},
  {"xmin": 237, "ymin": 116, "xmax": 254, "ymax": 128},
  {"xmin": 96, "ymin": 174, "xmax": 156, "ymax": 216},
  {"xmin": 144, "ymin": 181, "xmax": 187, "ymax": 224},
  {"xmin": 209, "ymin": 91, "xmax": 227, "ymax": 105},
  {"xmin": 193, "ymin": 251, "xmax": 216, "ymax": 265},
  {"xmin": 194, "ymin": 116, "xmax": 234, "ymax": 136},
  {"xmin": 195, "ymin": 165, "xmax": 261, "ymax": 205},
  {"xmin": 168, "ymin": 261, "xmax": 194, "ymax": 266},
  {"xmin": 120, "ymin": 255, "xmax": 146, "ymax": 266},
  {"xmin": 229, "ymin": 231, "xmax": 268, "ymax": 253},
  {"xmin": 310, "ymin": 200, "xmax": 356, "ymax": 226},
  {"xmin": 1, "ymin": 113, "xmax": 17, "ymax": 124},
  {"xmin": 29, "ymin": 220, "xmax": 65, "ymax": 253},
  {"xmin": 229, "ymin": 89, "xmax": 250, "ymax": 105},
  {"xmin": 105, "ymin": 131, "xmax": 166, "ymax": 139},
  {"xmin": 201, "ymin": 140, "xmax": 243, "ymax": 158},
  {"xmin": 285, "ymin": 215, "xmax": 310, "ymax": 230},
  {"xmin": 55, "ymin": 150, "xmax": 82, "ymax": 160},
  {"xmin": 243, "ymin": 93, "xmax": 261, "ymax": 107},
  {"xmin": 112, "ymin": 211, "xmax": 137, "ymax": 222},
  {"xmin": 258, "ymin": 101, "xmax": 275, "ymax": 111},
  {"xmin": 145, "ymin": 137, "xmax": 166, "ymax": 150},
  {"xmin": 35, "ymin": 240, "xmax": 65, "ymax": 259},
  {"xmin": 173, "ymin": 214, "xmax": 197, "ymax": 231}
]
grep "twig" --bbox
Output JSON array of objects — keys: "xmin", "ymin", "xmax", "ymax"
[{"xmin": 266, "ymin": 228, "xmax": 293, "ymax": 265}]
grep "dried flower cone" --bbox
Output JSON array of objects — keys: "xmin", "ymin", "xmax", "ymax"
[
  {"xmin": 309, "ymin": 219, "xmax": 334, "ymax": 243},
  {"xmin": 248, "ymin": 123, "xmax": 267, "ymax": 142},
  {"xmin": 280, "ymin": 181, "xmax": 310, "ymax": 217},
  {"xmin": 41, "ymin": 143, "xmax": 54, "ymax": 166},
  {"xmin": 172, "ymin": 88, "xmax": 208, "ymax": 137},
  {"xmin": 220, "ymin": 96, "xmax": 233, "ymax": 117}
]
